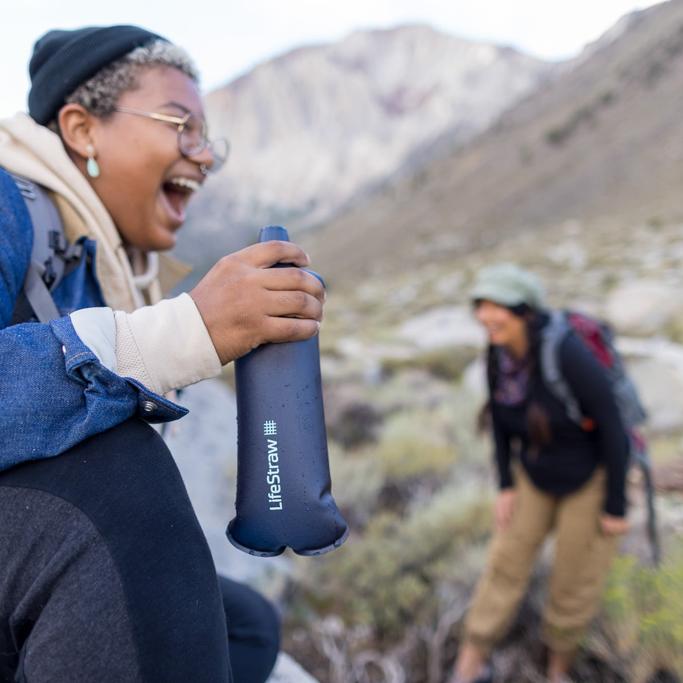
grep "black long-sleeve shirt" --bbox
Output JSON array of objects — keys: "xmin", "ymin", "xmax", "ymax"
[{"xmin": 491, "ymin": 332, "xmax": 629, "ymax": 517}]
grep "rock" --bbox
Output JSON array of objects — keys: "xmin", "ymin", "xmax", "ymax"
[
  {"xmin": 605, "ymin": 281, "xmax": 683, "ymax": 336},
  {"xmin": 654, "ymin": 460, "xmax": 683, "ymax": 493},
  {"xmin": 198, "ymin": 27, "xmax": 548, "ymax": 235},
  {"xmin": 545, "ymin": 239, "xmax": 588, "ymax": 270},
  {"xmin": 397, "ymin": 306, "xmax": 485, "ymax": 351},
  {"xmin": 630, "ymin": 358, "xmax": 683, "ymax": 433},
  {"xmin": 631, "ymin": 358, "xmax": 683, "ymax": 433},
  {"xmin": 324, "ymin": 384, "xmax": 384, "ymax": 449},
  {"xmin": 462, "ymin": 357, "xmax": 487, "ymax": 399},
  {"xmin": 267, "ymin": 653, "xmax": 320, "ymax": 683},
  {"xmin": 619, "ymin": 337, "xmax": 683, "ymax": 434}
]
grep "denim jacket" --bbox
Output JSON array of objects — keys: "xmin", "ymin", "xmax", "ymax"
[{"xmin": 0, "ymin": 168, "xmax": 186, "ymax": 472}]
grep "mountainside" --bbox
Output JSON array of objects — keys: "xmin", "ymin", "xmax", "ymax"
[
  {"xmin": 176, "ymin": 25, "xmax": 549, "ymax": 272},
  {"xmin": 304, "ymin": 1, "xmax": 683, "ymax": 286}
]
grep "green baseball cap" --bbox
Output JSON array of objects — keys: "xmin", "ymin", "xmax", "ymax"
[{"xmin": 469, "ymin": 263, "xmax": 545, "ymax": 309}]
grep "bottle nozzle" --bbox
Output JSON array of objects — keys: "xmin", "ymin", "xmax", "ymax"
[{"xmin": 258, "ymin": 225, "xmax": 290, "ymax": 243}]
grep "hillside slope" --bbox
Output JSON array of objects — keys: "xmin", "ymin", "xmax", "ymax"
[{"xmin": 305, "ymin": 1, "xmax": 683, "ymax": 285}]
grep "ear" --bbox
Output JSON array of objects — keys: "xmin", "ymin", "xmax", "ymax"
[{"xmin": 57, "ymin": 103, "xmax": 98, "ymax": 159}]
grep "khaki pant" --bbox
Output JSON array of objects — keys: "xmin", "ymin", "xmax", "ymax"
[{"xmin": 464, "ymin": 466, "xmax": 620, "ymax": 654}]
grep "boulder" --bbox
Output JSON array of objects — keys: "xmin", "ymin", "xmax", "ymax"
[
  {"xmin": 629, "ymin": 358, "xmax": 683, "ymax": 433},
  {"xmin": 620, "ymin": 338, "xmax": 683, "ymax": 434},
  {"xmin": 462, "ymin": 357, "xmax": 487, "ymax": 399},
  {"xmin": 397, "ymin": 305, "xmax": 485, "ymax": 351},
  {"xmin": 267, "ymin": 653, "xmax": 320, "ymax": 683},
  {"xmin": 605, "ymin": 281, "xmax": 683, "ymax": 336}
]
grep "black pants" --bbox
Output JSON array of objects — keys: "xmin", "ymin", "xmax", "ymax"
[{"xmin": 0, "ymin": 419, "xmax": 279, "ymax": 682}]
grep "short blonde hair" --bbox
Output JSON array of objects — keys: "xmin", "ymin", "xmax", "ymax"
[{"xmin": 59, "ymin": 39, "xmax": 199, "ymax": 122}]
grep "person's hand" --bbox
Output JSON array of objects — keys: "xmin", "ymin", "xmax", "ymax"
[
  {"xmin": 190, "ymin": 241, "xmax": 325, "ymax": 365},
  {"xmin": 495, "ymin": 489, "xmax": 517, "ymax": 531},
  {"xmin": 600, "ymin": 513, "xmax": 629, "ymax": 536}
]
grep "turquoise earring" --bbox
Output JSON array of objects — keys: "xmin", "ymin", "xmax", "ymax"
[{"xmin": 86, "ymin": 144, "xmax": 100, "ymax": 178}]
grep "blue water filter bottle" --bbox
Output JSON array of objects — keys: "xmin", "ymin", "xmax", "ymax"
[{"xmin": 226, "ymin": 225, "xmax": 349, "ymax": 557}]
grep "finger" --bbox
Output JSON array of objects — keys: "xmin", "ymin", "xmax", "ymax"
[
  {"xmin": 241, "ymin": 241, "xmax": 311, "ymax": 269},
  {"xmin": 600, "ymin": 521, "xmax": 614, "ymax": 536},
  {"xmin": 506, "ymin": 503, "xmax": 516, "ymax": 523},
  {"xmin": 495, "ymin": 508, "xmax": 506, "ymax": 531},
  {"xmin": 266, "ymin": 291, "xmax": 323, "ymax": 321},
  {"xmin": 263, "ymin": 317, "xmax": 321, "ymax": 344},
  {"xmin": 261, "ymin": 268, "xmax": 325, "ymax": 301}
]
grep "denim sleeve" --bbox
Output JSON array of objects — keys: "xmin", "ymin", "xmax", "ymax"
[{"xmin": 0, "ymin": 170, "xmax": 186, "ymax": 472}]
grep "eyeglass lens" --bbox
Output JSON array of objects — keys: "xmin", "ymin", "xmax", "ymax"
[{"xmin": 177, "ymin": 116, "xmax": 229, "ymax": 171}]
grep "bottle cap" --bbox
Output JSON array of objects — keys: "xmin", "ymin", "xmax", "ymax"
[{"xmin": 258, "ymin": 225, "xmax": 290, "ymax": 243}]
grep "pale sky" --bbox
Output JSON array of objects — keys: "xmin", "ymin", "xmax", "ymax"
[{"xmin": 3, "ymin": 0, "xmax": 664, "ymax": 118}]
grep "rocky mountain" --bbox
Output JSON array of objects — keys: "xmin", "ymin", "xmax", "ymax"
[
  {"xmin": 304, "ymin": 0, "xmax": 683, "ymax": 286},
  {"xmin": 175, "ymin": 25, "xmax": 550, "ymax": 274}
]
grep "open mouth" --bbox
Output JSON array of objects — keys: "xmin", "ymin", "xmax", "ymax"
[{"xmin": 160, "ymin": 177, "xmax": 201, "ymax": 225}]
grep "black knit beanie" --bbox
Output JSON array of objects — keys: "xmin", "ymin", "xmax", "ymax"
[{"xmin": 28, "ymin": 25, "xmax": 166, "ymax": 125}]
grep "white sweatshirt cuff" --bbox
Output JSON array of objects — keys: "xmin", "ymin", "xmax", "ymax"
[
  {"xmin": 70, "ymin": 293, "xmax": 221, "ymax": 395},
  {"xmin": 70, "ymin": 307, "xmax": 117, "ymax": 372},
  {"xmin": 114, "ymin": 293, "xmax": 221, "ymax": 395}
]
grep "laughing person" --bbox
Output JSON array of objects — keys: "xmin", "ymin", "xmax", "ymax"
[
  {"xmin": 0, "ymin": 25, "xmax": 324, "ymax": 682},
  {"xmin": 449, "ymin": 265, "xmax": 629, "ymax": 683}
]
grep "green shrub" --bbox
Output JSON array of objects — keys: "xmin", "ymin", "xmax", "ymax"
[
  {"xmin": 372, "ymin": 409, "xmax": 456, "ymax": 483},
  {"xmin": 294, "ymin": 487, "xmax": 491, "ymax": 641},
  {"xmin": 663, "ymin": 315, "xmax": 683, "ymax": 346},
  {"xmin": 328, "ymin": 444, "xmax": 385, "ymax": 527},
  {"xmin": 602, "ymin": 549, "xmax": 683, "ymax": 679},
  {"xmin": 382, "ymin": 346, "xmax": 478, "ymax": 382}
]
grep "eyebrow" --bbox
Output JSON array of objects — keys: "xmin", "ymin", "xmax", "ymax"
[{"xmin": 158, "ymin": 100, "xmax": 193, "ymax": 115}]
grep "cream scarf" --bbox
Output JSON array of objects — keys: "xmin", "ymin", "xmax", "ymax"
[{"xmin": 0, "ymin": 113, "xmax": 190, "ymax": 311}]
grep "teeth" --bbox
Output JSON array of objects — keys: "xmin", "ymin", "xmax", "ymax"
[{"xmin": 166, "ymin": 177, "xmax": 200, "ymax": 193}]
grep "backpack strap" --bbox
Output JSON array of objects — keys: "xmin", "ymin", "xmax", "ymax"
[
  {"xmin": 540, "ymin": 310, "xmax": 584, "ymax": 425},
  {"xmin": 9, "ymin": 174, "xmax": 83, "ymax": 323},
  {"xmin": 541, "ymin": 311, "xmax": 659, "ymax": 564}
]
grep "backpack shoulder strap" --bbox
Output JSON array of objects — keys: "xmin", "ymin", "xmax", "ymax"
[
  {"xmin": 9, "ymin": 174, "xmax": 80, "ymax": 323},
  {"xmin": 539, "ymin": 310, "xmax": 583, "ymax": 425}
]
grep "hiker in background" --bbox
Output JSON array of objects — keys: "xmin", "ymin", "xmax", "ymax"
[
  {"xmin": 448, "ymin": 264, "xmax": 630, "ymax": 683},
  {"xmin": 0, "ymin": 25, "xmax": 325, "ymax": 682}
]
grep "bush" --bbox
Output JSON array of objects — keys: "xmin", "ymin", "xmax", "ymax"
[
  {"xmin": 601, "ymin": 548, "xmax": 683, "ymax": 681},
  {"xmin": 294, "ymin": 486, "xmax": 491, "ymax": 642},
  {"xmin": 327, "ymin": 399, "xmax": 384, "ymax": 450},
  {"xmin": 381, "ymin": 346, "xmax": 478, "ymax": 382},
  {"xmin": 328, "ymin": 444, "xmax": 385, "ymax": 527},
  {"xmin": 372, "ymin": 409, "xmax": 456, "ymax": 484}
]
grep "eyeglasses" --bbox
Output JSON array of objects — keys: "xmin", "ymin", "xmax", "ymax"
[{"xmin": 113, "ymin": 106, "xmax": 229, "ymax": 173}]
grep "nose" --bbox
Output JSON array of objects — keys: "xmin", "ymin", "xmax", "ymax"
[
  {"xmin": 474, "ymin": 301, "xmax": 491, "ymax": 325},
  {"xmin": 188, "ymin": 144, "xmax": 215, "ymax": 174}
]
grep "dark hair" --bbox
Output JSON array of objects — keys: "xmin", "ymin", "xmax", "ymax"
[
  {"xmin": 478, "ymin": 309, "xmax": 552, "ymax": 453},
  {"xmin": 471, "ymin": 300, "xmax": 533, "ymax": 317}
]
